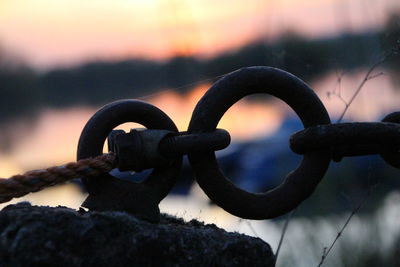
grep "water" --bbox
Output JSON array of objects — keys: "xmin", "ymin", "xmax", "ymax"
[
  {"xmin": 160, "ymin": 186, "xmax": 400, "ymax": 267},
  {"xmin": 1, "ymin": 68, "xmax": 398, "ymax": 176}
]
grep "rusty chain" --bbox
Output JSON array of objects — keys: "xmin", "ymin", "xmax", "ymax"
[
  {"xmin": 0, "ymin": 66, "xmax": 399, "ymax": 222},
  {"xmin": 290, "ymin": 116, "xmax": 400, "ymax": 166}
]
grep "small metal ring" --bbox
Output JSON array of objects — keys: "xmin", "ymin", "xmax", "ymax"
[
  {"xmin": 77, "ymin": 100, "xmax": 182, "ymax": 202},
  {"xmin": 188, "ymin": 66, "xmax": 331, "ymax": 219},
  {"xmin": 381, "ymin": 112, "xmax": 400, "ymax": 169}
]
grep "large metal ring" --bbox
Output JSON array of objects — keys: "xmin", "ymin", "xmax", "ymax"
[
  {"xmin": 188, "ymin": 66, "xmax": 331, "ymax": 219},
  {"xmin": 381, "ymin": 112, "xmax": 400, "ymax": 169},
  {"xmin": 77, "ymin": 100, "xmax": 182, "ymax": 202}
]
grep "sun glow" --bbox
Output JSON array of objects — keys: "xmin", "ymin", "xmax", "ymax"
[
  {"xmin": 0, "ymin": 0, "xmax": 271, "ymax": 68},
  {"xmin": 1, "ymin": 0, "xmax": 397, "ymax": 69}
]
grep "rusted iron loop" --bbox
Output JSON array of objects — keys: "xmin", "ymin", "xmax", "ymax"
[
  {"xmin": 77, "ymin": 100, "xmax": 182, "ymax": 221},
  {"xmin": 290, "ymin": 114, "xmax": 400, "ymax": 167},
  {"xmin": 188, "ymin": 66, "xmax": 331, "ymax": 219}
]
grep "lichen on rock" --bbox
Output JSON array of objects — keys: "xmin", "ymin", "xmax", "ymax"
[{"xmin": 0, "ymin": 202, "xmax": 275, "ymax": 267}]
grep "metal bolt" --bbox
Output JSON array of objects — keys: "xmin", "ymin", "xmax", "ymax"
[
  {"xmin": 159, "ymin": 129, "xmax": 231, "ymax": 157},
  {"xmin": 107, "ymin": 128, "xmax": 231, "ymax": 172}
]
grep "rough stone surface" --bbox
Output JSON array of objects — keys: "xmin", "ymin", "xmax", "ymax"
[{"xmin": 0, "ymin": 202, "xmax": 275, "ymax": 267}]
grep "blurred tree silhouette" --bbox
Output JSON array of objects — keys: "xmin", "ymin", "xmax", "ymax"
[
  {"xmin": 0, "ymin": 46, "xmax": 42, "ymax": 122},
  {"xmin": 0, "ymin": 15, "xmax": 399, "ymax": 124},
  {"xmin": 381, "ymin": 12, "xmax": 400, "ymax": 75}
]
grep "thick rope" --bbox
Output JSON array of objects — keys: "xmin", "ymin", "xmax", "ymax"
[{"xmin": 0, "ymin": 153, "xmax": 117, "ymax": 204}]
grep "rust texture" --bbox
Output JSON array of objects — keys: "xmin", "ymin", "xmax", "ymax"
[{"xmin": 188, "ymin": 66, "xmax": 331, "ymax": 219}]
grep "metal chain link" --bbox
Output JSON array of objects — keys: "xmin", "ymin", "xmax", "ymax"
[
  {"xmin": 0, "ymin": 66, "xmax": 399, "ymax": 221},
  {"xmin": 290, "ymin": 112, "xmax": 400, "ymax": 168}
]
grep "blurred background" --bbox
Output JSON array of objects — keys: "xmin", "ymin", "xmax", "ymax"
[{"xmin": 0, "ymin": 0, "xmax": 400, "ymax": 266}]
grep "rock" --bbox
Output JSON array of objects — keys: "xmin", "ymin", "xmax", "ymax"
[{"xmin": 0, "ymin": 202, "xmax": 275, "ymax": 267}]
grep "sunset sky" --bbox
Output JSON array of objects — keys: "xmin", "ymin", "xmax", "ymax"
[{"xmin": 0, "ymin": 0, "xmax": 399, "ymax": 69}]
